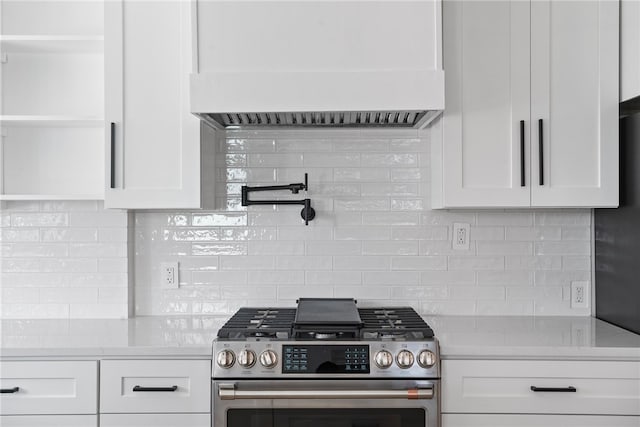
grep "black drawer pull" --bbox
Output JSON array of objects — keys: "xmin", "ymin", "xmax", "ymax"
[
  {"xmin": 1, "ymin": 387, "xmax": 20, "ymax": 394},
  {"xmin": 530, "ymin": 386, "xmax": 576, "ymax": 392},
  {"xmin": 520, "ymin": 120, "xmax": 525, "ymax": 187},
  {"xmin": 133, "ymin": 385, "xmax": 178, "ymax": 392},
  {"xmin": 110, "ymin": 122, "xmax": 116, "ymax": 189},
  {"xmin": 538, "ymin": 119, "xmax": 544, "ymax": 186}
]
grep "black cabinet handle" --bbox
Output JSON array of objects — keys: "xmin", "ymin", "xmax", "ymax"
[
  {"xmin": 538, "ymin": 119, "xmax": 544, "ymax": 186},
  {"xmin": 110, "ymin": 122, "xmax": 116, "ymax": 189},
  {"xmin": 0, "ymin": 387, "xmax": 19, "ymax": 394},
  {"xmin": 133, "ymin": 385, "xmax": 178, "ymax": 392},
  {"xmin": 520, "ymin": 120, "xmax": 525, "ymax": 187},
  {"xmin": 530, "ymin": 386, "xmax": 576, "ymax": 392}
]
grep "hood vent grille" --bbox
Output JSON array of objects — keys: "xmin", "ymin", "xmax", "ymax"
[{"xmin": 199, "ymin": 110, "xmax": 429, "ymax": 129}]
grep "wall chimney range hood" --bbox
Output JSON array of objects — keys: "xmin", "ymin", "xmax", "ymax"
[{"xmin": 190, "ymin": 0, "xmax": 444, "ymax": 130}]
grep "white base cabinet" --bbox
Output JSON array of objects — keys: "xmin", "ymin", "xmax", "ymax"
[
  {"xmin": 0, "ymin": 415, "xmax": 98, "ymax": 427},
  {"xmin": 444, "ymin": 414, "xmax": 640, "ymax": 427},
  {"xmin": 100, "ymin": 414, "xmax": 210, "ymax": 427},
  {"xmin": 442, "ymin": 359, "xmax": 640, "ymax": 427},
  {"xmin": 432, "ymin": 0, "xmax": 618, "ymax": 209},
  {"xmin": 0, "ymin": 361, "xmax": 98, "ymax": 416}
]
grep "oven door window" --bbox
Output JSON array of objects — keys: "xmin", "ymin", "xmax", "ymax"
[{"xmin": 227, "ymin": 408, "xmax": 426, "ymax": 427}]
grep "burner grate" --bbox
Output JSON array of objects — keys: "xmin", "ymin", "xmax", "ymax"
[
  {"xmin": 358, "ymin": 307, "xmax": 434, "ymax": 339},
  {"xmin": 217, "ymin": 308, "xmax": 296, "ymax": 339}
]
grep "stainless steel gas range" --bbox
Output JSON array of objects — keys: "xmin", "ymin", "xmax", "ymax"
[{"xmin": 212, "ymin": 298, "xmax": 440, "ymax": 427}]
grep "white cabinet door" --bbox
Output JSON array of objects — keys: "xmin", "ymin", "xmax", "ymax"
[
  {"xmin": 621, "ymin": 0, "xmax": 640, "ymax": 102},
  {"xmin": 104, "ymin": 0, "xmax": 202, "ymax": 209},
  {"xmin": 0, "ymin": 415, "xmax": 98, "ymax": 427},
  {"xmin": 433, "ymin": 0, "xmax": 531, "ymax": 208},
  {"xmin": 444, "ymin": 414, "xmax": 640, "ymax": 427},
  {"xmin": 100, "ymin": 414, "xmax": 209, "ymax": 427},
  {"xmin": 100, "ymin": 360, "xmax": 210, "ymax": 414},
  {"xmin": 0, "ymin": 361, "xmax": 98, "ymax": 416},
  {"xmin": 442, "ymin": 360, "xmax": 640, "ymax": 416},
  {"xmin": 530, "ymin": 0, "xmax": 618, "ymax": 207}
]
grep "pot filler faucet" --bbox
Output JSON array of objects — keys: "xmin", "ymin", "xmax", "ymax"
[{"xmin": 241, "ymin": 173, "xmax": 315, "ymax": 225}]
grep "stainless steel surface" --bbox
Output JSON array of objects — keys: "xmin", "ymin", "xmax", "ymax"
[
  {"xmin": 396, "ymin": 349, "xmax": 415, "ymax": 369},
  {"xmin": 374, "ymin": 349, "xmax": 394, "ymax": 369},
  {"xmin": 213, "ymin": 339, "xmax": 439, "ymax": 379},
  {"xmin": 218, "ymin": 383, "xmax": 434, "ymax": 400},
  {"xmin": 213, "ymin": 379, "xmax": 440, "ymax": 427},
  {"xmin": 237, "ymin": 349, "xmax": 256, "ymax": 368},
  {"xmin": 216, "ymin": 349, "xmax": 235, "ymax": 369},
  {"xmin": 418, "ymin": 350, "xmax": 437, "ymax": 368},
  {"xmin": 258, "ymin": 349, "xmax": 278, "ymax": 369},
  {"xmin": 197, "ymin": 110, "xmax": 430, "ymax": 129}
]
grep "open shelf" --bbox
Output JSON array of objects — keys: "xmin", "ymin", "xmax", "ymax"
[
  {"xmin": 0, "ymin": 35, "xmax": 104, "ymax": 53},
  {"xmin": 0, "ymin": 194, "xmax": 104, "ymax": 201},
  {"xmin": 0, "ymin": 115, "xmax": 104, "ymax": 127}
]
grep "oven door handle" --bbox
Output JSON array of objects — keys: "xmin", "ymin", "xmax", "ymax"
[{"xmin": 218, "ymin": 383, "xmax": 434, "ymax": 400}]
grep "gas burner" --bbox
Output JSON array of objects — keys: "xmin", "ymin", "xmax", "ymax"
[{"xmin": 217, "ymin": 300, "xmax": 434, "ymax": 341}]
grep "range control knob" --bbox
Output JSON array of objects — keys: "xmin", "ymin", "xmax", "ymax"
[
  {"xmin": 238, "ymin": 349, "xmax": 257, "ymax": 368},
  {"xmin": 374, "ymin": 350, "xmax": 394, "ymax": 369},
  {"xmin": 417, "ymin": 350, "xmax": 436, "ymax": 368},
  {"xmin": 259, "ymin": 350, "xmax": 278, "ymax": 369},
  {"xmin": 396, "ymin": 350, "xmax": 414, "ymax": 369},
  {"xmin": 216, "ymin": 349, "xmax": 236, "ymax": 369}
]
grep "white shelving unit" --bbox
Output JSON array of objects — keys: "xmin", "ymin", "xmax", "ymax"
[{"xmin": 0, "ymin": 0, "xmax": 105, "ymax": 200}]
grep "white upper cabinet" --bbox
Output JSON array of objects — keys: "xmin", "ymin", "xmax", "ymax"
[
  {"xmin": 432, "ymin": 0, "xmax": 531, "ymax": 208},
  {"xmin": 530, "ymin": 0, "xmax": 618, "ymax": 207},
  {"xmin": 621, "ymin": 0, "xmax": 640, "ymax": 102},
  {"xmin": 432, "ymin": 0, "xmax": 619, "ymax": 209},
  {"xmin": 104, "ymin": 0, "xmax": 203, "ymax": 209}
]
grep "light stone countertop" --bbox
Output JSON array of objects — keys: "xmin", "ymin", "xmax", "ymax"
[{"xmin": 1, "ymin": 315, "xmax": 639, "ymax": 361}]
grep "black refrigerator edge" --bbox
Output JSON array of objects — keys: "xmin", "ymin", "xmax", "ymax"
[{"xmin": 594, "ymin": 110, "xmax": 640, "ymax": 334}]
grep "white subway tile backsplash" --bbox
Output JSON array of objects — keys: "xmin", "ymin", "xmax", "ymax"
[
  {"xmin": 12, "ymin": 213, "xmax": 68, "ymax": 227},
  {"xmin": 477, "ymin": 212, "xmax": 533, "ymax": 226},
  {"xmin": 276, "ymin": 256, "xmax": 333, "ymax": 270},
  {"xmin": 41, "ymin": 228, "xmax": 98, "ymax": 242},
  {"xmin": 2, "ymin": 131, "xmax": 593, "ymax": 318},
  {"xmin": 505, "ymin": 227, "xmax": 561, "ymax": 241},
  {"xmin": 362, "ymin": 212, "xmax": 420, "ymax": 226},
  {"xmin": 361, "ymin": 241, "xmax": 419, "ymax": 256},
  {"xmin": 477, "ymin": 241, "xmax": 533, "ymax": 256},
  {"xmin": 334, "ymin": 256, "xmax": 390, "ymax": 271},
  {"xmin": 448, "ymin": 256, "xmax": 504, "ymax": 271},
  {"xmin": 1, "ymin": 229, "xmax": 40, "ymax": 242},
  {"xmin": 305, "ymin": 271, "xmax": 362, "ymax": 286},
  {"xmin": 306, "ymin": 241, "xmax": 362, "ymax": 256},
  {"xmin": 534, "ymin": 211, "xmax": 591, "ymax": 226},
  {"xmin": 362, "ymin": 271, "xmax": 420, "ymax": 286},
  {"xmin": 535, "ymin": 241, "xmax": 590, "ymax": 255},
  {"xmin": 391, "ymin": 256, "xmax": 447, "ymax": 271},
  {"xmin": 133, "ymin": 131, "xmax": 591, "ymax": 316}
]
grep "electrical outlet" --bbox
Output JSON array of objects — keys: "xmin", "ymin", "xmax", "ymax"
[
  {"xmin": 571, "ymin": 281, "xmax": 589, "ymax": 308},
  {"xmin": 452, "ymin": 222, "xmax": 470, "ymax": 250},
  {"xmin": 161, "ymin": 262, "xmax": 179, "ymax": 289}
]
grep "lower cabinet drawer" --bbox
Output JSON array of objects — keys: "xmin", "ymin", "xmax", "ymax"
[
  {"xmin": 100, "ymin": 359, "xmax": 210, "ymax": 413},
  {"xmin": 0, "ymin": 361, "xmax": 98, "ymax": 415},
  {"xmin": 0, "ymin": 415, "xmax": 98, "ymax": 427},
  {"xmin": 443, "ymin": 414, "xmax": 640, "ymax": 427},
  {"xmin": 443, "ymin": 360, "xmax": 640, "ymax": 415},
  {"xmin": 100, "ymin": 413, "xmax": 210, "ymax": 427}
]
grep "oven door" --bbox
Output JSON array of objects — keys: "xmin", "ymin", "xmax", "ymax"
[{"xmin": 213, "ymin": 379, "xmax": 440, "ymax": 427}]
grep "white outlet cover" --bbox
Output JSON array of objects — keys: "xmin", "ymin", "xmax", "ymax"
[
  {"xmin": 161, "ymin": 262, "xmax": 179, "ymax": 289},
  {"xmin": 570, "ymin": 281, "xmax": 589, "ymax": 308},
  {"xmin": 452, "ymin": 222, "xmax": 470, "ymax": 251}
]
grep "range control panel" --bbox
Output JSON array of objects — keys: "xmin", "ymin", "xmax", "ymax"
[
  {"xmin": 282, "ymin": 345, "xmax": 370, "ymax": 374},
  {"xmin": 213, "ymin": 340, "xmax": 439, "ymax": 379}
]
